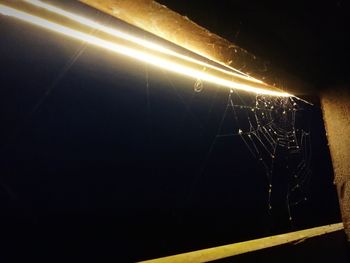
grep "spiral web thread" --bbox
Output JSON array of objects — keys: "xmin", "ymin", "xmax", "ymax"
[{"xmin": 216, "ymin": 89, "xmax": 312, "ymax": 223}]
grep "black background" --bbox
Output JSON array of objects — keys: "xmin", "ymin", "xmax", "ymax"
[{"xmin": 0, "ymin": 1, "xmax": 347, "ymax": 262}]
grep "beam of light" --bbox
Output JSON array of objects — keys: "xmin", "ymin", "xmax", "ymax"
[
  {"xmin": 0, "ymin": 4, "xmax": 291, "ymax": 97},
  {"xmin": 25, "ymin": 0, "xmax": 264, "ymax": 84}
]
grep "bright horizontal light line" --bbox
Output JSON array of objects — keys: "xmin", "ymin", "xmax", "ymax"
[
  {"xmin": 25, "ymin": 0, "xmax": 263, "ymax": 84},
  {"xmin": 0, "ymin": 4, "xmax": 291, "ymax": 97}
]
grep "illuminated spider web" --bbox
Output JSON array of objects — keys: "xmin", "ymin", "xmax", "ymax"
[
  {"xmin": 215, "ymin": 88, "xmax": 312, "ymax": 224},
  {"xmin": 154, "ymin": 65, "xmax": 312, "ymax": 226}
]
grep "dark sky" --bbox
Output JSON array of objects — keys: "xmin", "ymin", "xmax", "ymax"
[{"xmin": 0, "ymin": 1, "xmax": 345, "ymax": 262}]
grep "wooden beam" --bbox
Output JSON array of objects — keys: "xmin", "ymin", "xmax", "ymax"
[
  {"xmin": 79, "ymin": 0, "xmax": 310, "ymax": 95},
  {"xmin": 321, "ymin": 88, "xmax": 350, "ymax": 241},
  {"xmin": 138, "ymin": 223, "xmax": 344, "ymax": 263}
]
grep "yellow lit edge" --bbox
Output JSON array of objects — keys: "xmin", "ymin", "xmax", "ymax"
[{"xmin": 0, "ymin": 4, "xmax": 292, "ymax": 97}]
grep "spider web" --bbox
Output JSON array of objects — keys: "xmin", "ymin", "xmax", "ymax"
[
  {"xmin": 214, "ymin": 88, "xmax": 312, "ymax": 224},
  {"xmin": 154, "ymin": 65, "xmax": 312, "ymax": 227}
]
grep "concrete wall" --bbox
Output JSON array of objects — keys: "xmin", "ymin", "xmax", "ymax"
[{"xmin": 321, "ymin": 88, "xmax": 350, "ymax": 241}]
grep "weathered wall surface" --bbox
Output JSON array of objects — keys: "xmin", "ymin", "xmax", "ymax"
[
  {"xmin": 321, "ymin": 88, "xmax": 350, "ymax": 241},
  {"xmin": 79, "ymin": 0, "xmax": 310, "ymax": 95},
  {"xmin": 79, "ymin": 0, "xmax": 262, "ymax": 71}
]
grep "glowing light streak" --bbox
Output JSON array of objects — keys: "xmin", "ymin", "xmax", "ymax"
[
  {"xmin": 0, "ymin": 4, "xmax": 291, "ymax": 97},
  {"xmin": 25, "ymin": 0, "xmax": 263, "ymax": 84}
]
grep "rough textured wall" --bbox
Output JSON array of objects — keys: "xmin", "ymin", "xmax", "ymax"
[
  {"xmin": 79, "ymin": 0, "xmax": 310, "ymax": 94},
  {"xmin": 79, "ymin": 0, "xmax": 260, "ymax": 70},
  {"xmin": 321, "ymin": 88, "xmax": 350, "ymax": 241}
]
